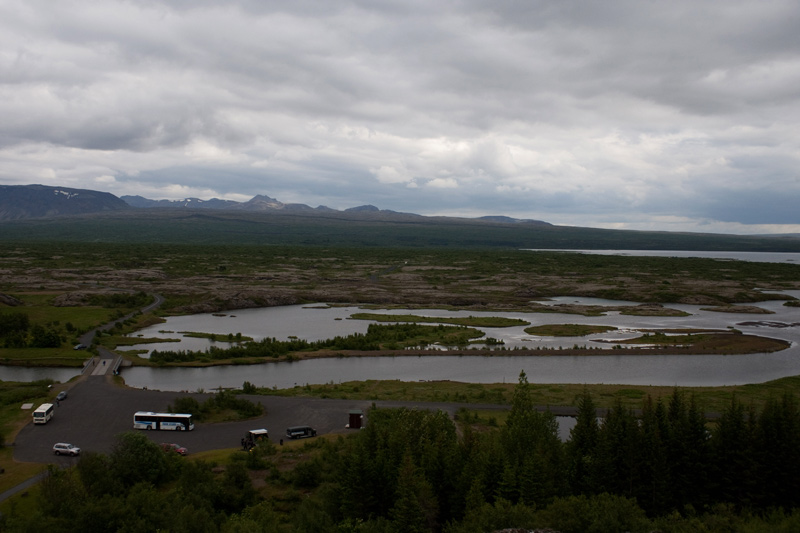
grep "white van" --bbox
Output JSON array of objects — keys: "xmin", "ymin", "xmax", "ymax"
[{"xmin": 33, "ymin": 403, "xmax": 55, "ymax": 424}]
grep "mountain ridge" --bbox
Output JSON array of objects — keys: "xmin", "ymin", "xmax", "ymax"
[
  {"xmin": 2, "ymin": 184, "xmax": 800, "ymax": 252},
  {"xmin": 0, "ymin": 184, "xmax": 550, "ymax": 225},
  {"xmin": 0, "ymin": 184, "xmax": 129, "ymax": 220}
]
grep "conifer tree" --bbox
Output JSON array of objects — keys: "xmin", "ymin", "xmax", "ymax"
[
  {"xmin": 500, "ymin": 370, "xmax": 566, "ymax": 504},
  {"xmin": 567, "ymin": 389, "xmax": 600, "ymax": 495},
  {"xmin": 637, "ymin": 396, "xmax": 670, "ymax": 515},
  {"xmin": 496, "ymin": 462, "xmax": 520, "ymax": 503},
  {"xmin": 711, "ymin": 396, "xmax": 757, "ymax": 507},
  {"xmin": 391, "ymin": 453, "xmax": 439, "ymax": 533},
  {"xmin": 754, "ymin": 393, "xmax": 800, "ymax": 510},
  {"xmin": 591, "ymin": 397, "xmax": 640, "ymax": 498}
]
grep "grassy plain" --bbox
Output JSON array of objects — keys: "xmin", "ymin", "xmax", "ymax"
[
  {"xmin": 2, "ymin": 241, "xmax": 799, "ymax": 317},
  {"xmin": 256, "ymin": 374, "xmax": 800, "ymax": 415},
  {"xmin": 525, "ymin": 324, "xmax": 617, "ymax": 336},
  {"xmin": 349, "ymin": 312, "xmax": 530, "ymax": 327}
]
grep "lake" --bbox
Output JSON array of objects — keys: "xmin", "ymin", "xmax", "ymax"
[{"xmin": 527, "ymin": 249, "xmax": 800, "ymax": 264}]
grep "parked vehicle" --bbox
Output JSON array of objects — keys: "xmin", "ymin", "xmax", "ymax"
[
  {"xmin": 286, "ymin": 426, "xmax": 317, "ymax": 439},
  {"xmin": 242, "ymin": 428, "xmax": 269, "ymax": 450},
  {"xmin": 248, "ymin": 429, "xmax": 269, "ymax": 441},
  {"xmin": 133, "ymin": 411, "xmax": 194, "ymax": 431},
  {"xmin": 53, "ymin": 443, "xmax": 80, "ymax": 456},
  {"xmin": 56, "ymin": 391, "xmax": 67, "ymax": 401},
  {"xmin": 160, "ymin": 443, "xmax": 188, "ymax": 456},
  {"xmin": 33, "ymin": 403, "xmax": 54, "ymax": 424}
]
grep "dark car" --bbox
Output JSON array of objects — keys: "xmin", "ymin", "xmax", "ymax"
[
  {"xmin": 160, "ymin": 443, "xmax": 188, "ymax": 456},
  {"xmin": 56, "ymin": 391, "xmax": 67, "ymax": 401}
]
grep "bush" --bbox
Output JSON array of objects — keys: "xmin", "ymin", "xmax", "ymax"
[
  {"xmin": 537, "ymin": 493, "xmax": 651, "ymax": 533},
  {"xmin": 110, "ymin": 432, "xmax": 177, "ymax": 488},
  {"xmin": 169, "ymin": 397, "xmax": 202, "ymax": 416},
  {"xmin": 292, "ymin": 457, "xmax": 323, "ymax": 489},
  {"xmin": 169, "ymin": 392, "xmax": 263, "ymax": 422}
]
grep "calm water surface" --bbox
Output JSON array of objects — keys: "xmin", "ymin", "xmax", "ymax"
[
  {"xmin": 528, "ymin": 249, "xmax": 800, "ymax": 264},
  {"xmin": 116, "ymin": 289, "xmax": 800, "ymax": 391}
]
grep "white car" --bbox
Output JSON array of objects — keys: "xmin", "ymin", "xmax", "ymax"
[{"xmin": 53, "ymin": 442, "xmax": 80, "ymax": 456}]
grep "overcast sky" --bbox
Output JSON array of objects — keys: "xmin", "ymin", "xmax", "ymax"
[{"xmin": 2, "ymin": 1, "xmax": 799, "ymax": 234}]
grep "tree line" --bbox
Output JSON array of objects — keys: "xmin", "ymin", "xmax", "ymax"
[
  {"xmin": 0, "ymin": 311, "xmax": 72, "ymax": 349},
  {"xmin": 6, "ymin": 373, "xmax": 800, "ymax": 531},
  {"xmin": 304, "ymin": 373, "xmax": 800, "ymax": 531}
]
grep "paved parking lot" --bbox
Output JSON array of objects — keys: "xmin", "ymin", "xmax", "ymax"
[
  {"xmin": 13, "ymin": 374, "xmax": 486, "ymax": 465},
  {"xmin": 13, "ymin": 375, "xmax": 381, "ymax": 464}
]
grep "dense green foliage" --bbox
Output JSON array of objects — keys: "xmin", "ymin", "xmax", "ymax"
[
  {"xmin": 2, "ymin": 432, "xmax": 256, "ymax": 532},
  {"xmin": 0, "ymin": 379, "xmax": 54, "ymax": 408},
  {"xmin": 0, "ymin": 311, "xmax": 65, "ymax": 349},
  {"xmin": 0, "ymin": 311, "xmax": 29, "ymax": 338},
  {"xmin": 150, "ymin": 323, "xmax": 483, "ymax": 363},
  {"xmin": 524, "ymin": 324, "xmax": 617, "ymax": 336},
  {"xmin": 0, "ymin": 293, "xmax": 145, "ymax": 352},
  {"xmin": 168, "ymin": 390, "xmax": 263, "ymax": 422},
  {"xmin": 86, "ymin": 291, "xmax": 150, "ymax": 308},
  {"xmin": 315, "ymin": 383, "xmax": 800, "ymax": 531},
  {"xmin": 350, "ymin": 313, "xmax": 530, "ymax": 327},
  {"xmin": 0, "ymin": 378, "xmax": 54, "ymax": 447}
]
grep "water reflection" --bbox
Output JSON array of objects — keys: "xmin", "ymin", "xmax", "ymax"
[
  {"xmin": 527, "ymin": 249, "xmax": 800, "ymax": 264},
  {"xmin": 0, "ymin": 366, "xmax": 80, "ymax": 383}
]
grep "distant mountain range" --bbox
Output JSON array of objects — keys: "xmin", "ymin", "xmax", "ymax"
[
  {"xmin": 0, "ymin": 184, "xmax": 549, "ymax": 224},
  {"xmin": 3, "ymin": 184, "xmax": 800, "ymax": 251},
  {"xmin": 123, "ymin": 193, "xmax": 339, "ymax": 214},
  {"xmin": 120, "ymin": 194, "xmax": 542, "ymax": 223}
]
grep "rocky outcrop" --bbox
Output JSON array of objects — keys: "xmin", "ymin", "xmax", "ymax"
[
  {"xmin": 172, "ymin": 290, "xmax": 300, "ymax": 314},
  {"xmin": 0, "ymin": 292, "xmax": 23, "ymax": 306}
]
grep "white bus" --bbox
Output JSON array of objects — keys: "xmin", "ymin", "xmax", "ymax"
[
  {"xmin": 33, "ymin": 403, "xmax": 55, "ymax": 424},
  {"xmin": 133, "ymin": 411, "xmax": 194, "ymax": 431}
]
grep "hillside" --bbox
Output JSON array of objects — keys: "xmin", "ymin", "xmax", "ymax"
[
  {"xmin": 0, "ymin": 184, "xmax": 129, "ymax": 220},
  {"xmin": 2, "ymin": 206, "xmax": 800, "ymax": 251}
]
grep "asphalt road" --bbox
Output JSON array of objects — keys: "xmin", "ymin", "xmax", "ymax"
[{"xmin": 13, "ymin": 374, "xmax": 503, "ymax": 465}]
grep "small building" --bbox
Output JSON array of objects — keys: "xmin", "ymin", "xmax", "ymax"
[{"xmin": 348, "ymin": 409, "xmax": 364, "ymax": 429}]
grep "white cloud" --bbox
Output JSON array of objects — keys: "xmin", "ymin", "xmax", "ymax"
[
  {"xmin": 373, "ymin": 165, "xmax": 410, "ymax": 184},
  {"xmin": 426, "ymin": 177, "xmax": 458, "ymax": 189}
]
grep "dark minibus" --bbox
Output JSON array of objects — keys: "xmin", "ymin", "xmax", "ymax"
[{"xmin": 286, "ymin": 426, "xmax": 317, "ymax": 439}]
